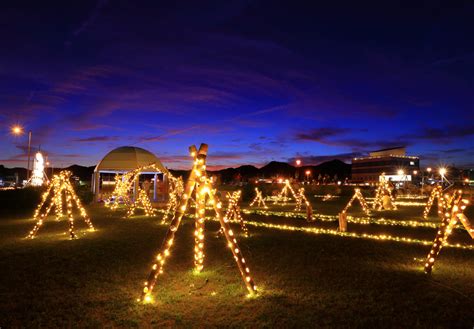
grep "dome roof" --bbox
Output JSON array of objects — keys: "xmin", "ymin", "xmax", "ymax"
[{"xmin": 95, "ymin": 146, "xmax": 169, "ymax": 174}]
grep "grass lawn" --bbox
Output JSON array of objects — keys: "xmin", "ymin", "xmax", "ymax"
[{"xmin": 0, "ymin": 194, "xmax": 473, "ymax": 328}]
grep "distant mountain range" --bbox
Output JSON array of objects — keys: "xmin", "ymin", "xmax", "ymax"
[
  {"xmin": 0, "ymin": 160, "xmax": 351, "ymax": 183},
  {"xmin": 203, "ymin": 160, "xmax": 350, "ymax": 183}
]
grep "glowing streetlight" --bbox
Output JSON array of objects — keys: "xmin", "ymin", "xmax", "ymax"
[
  {"xmin": 397, "ymin": 169, "xmax": 404, "ymax": 176},
  {"xmin": 426, "ymin": 167, "xmax": 432, "ymax": 173},
  {"xmin": 11, "ymin": 125, "xmax": 23, "ymax": 135},
  {"xmin": 413, "ymin": 170, "xmax": 418, "ymax": 175},
  {"xmin": 294, "ymin": 159, "xmax": 302, "ymax": 181}
]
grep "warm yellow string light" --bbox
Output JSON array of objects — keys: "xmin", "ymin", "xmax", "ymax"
[
  {"xmin": 372, "ymin": 173, "xmax": 397, "ymax": 211},
  {"xmin": 27, "ymin": 171, "xmax": 95, "ymax": 239},
  {"xmin": 322, "ymin": 194, "xmax": 335, "ymax": 201},
  {"xmin": 208, "ymin": 216, "xmax": 474, "ymax": 250},
  {"xmin": 249, "ymin": 187, "xmax": 267, "ymax": 208},
  {"xmin": 126, "ymin": 188, "xmax": 156, "ymax": 217},
  {"xmin": 273, "ymin": 180, "xmax": 311, "ymax": 213},
  {"xmin": 223, "ymin": 191, "xmax": 249, "ymax": 237},
  {"xmin": 273, "ymin": 179, "xmax": 294, "ymax": 205},
  {"xmin": 423, "ymin": 185, "xmax": 444, "ymax": 219},
  {"xmin": 105, "ymin": 163, "xmax": 165, "ymax": 210},
  {"xmin": 243, "ymin": 208, "xmax": 469, "ymax": 231},
  {"xmin": 138, "ymin": 144, "xmax": 257, "ymax": 303},
  {"xmin": 424, "ymin": 191, "xmax": 473, "ymax": 273},
  {"xmin": 151, "ymin": 208, "xmax": 474, "ymax": 250},
  {"xmin": 105, "ymin": 173, "xmax": 133, "ymax": 210},
  {"xmin": 342, "ymin": 188, "xmax": 371, "ymax": 216},
  {"xmin": 294, "ymin": 187, "xmax": 310, "ymax": 212},
  {"xmin": 161, "ymin": 175, "xmax": 184, "ymax": 223}
]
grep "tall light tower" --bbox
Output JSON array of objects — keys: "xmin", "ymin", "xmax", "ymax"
[{"xmin": 11, "ymin": 125, "xmax": 32, "ymax": 181}]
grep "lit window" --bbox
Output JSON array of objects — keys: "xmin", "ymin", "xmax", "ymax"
[{"xmin": 410, "ymin": 161, "xmax": 415, "ymax": 165}]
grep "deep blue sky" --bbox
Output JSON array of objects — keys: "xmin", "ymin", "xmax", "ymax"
[{"xmin": 1, "ymin": 1, "xmax": 473, "ymax": 169}]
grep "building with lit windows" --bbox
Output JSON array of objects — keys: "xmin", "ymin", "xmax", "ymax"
[{"xmin": 351, "ymin": 147, "xmax": 420, "ymax": 183}]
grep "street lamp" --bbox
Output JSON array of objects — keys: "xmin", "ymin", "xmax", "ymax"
[
  {"xmin": 10, "ymin": 124, "xmax": 32, "ymax": 181},
  {"xmin": 11, "ymin": 125, "xmax": 23, "ymax": 136},
  {"xmin": 295, "ymin": 159, "xmax": 301, "ymax": 181},
  {"xmin": 305, "ymin": 170, "xmax": 311, "ymax": 183}
]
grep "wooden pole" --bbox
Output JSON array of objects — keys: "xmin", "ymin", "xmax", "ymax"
[{"xmin": 338, "ymin": 212, "xmax": 347, "ymax": 232}]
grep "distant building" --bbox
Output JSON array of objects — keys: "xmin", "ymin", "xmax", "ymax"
[{"xmin": 351, "ymin": 147, "xmax": 420, "ymax": 183}]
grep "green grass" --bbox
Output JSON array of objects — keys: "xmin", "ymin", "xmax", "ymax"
[{"xmin": 0, "ymin": 196, "xmax": 473, "ymax": 328}]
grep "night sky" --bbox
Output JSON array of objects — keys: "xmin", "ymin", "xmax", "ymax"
[{"xmin": 1, "ymin": 1, "xmax": 473, "ymax": 170}]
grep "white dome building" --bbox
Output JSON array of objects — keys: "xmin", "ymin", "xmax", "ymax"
[{"xmin": 92, "ymin": 146, "xmax": 170, "ymax": 202}]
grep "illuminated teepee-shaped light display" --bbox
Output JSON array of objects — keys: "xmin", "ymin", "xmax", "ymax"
[
  {"xmin": 126, "ymin": 189, "xmax": 155, "ymax": 217},
  {"xmin": 342, "ymin": 188, "xmax": 371, "ymax": 216},
  {"xmin": 372, "ymin": 173, "xmax": 397, "ymax": 211},
  {"xmin": 139, "ymin": 144, "xmax": 257, "ymax": 303},
  {"xmin": 273, "ymin": 179, "xmax": 294, "ymax": 205},
  {"xmin": 424, "ymin": 190, "xmax": 473, "ymax": 274},
  {"xmin": 27, "ymin": 171, "xmax": 95, "ymax": 239},
  {"xmin": 161, "ymin": 175, "xmax": 184, "ymax": 223},
  {"xmin": 249, "ymin": 187, "xmax": 267, "ymax": 208},
  {"xmin": 274, "ymin": 180, "xmax": 312, "ymax": 213},
  {"xmin": 222, "ymin": 190, "xmax": 249, "ymax": 237}
]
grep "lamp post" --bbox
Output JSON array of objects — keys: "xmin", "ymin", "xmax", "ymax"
[
  {"xmin": 11, "ymin": 125, "xmax": 32, "ymax": 182},
  {"xmin": 305, "ymin": 170, "xmax": 311, "ymax": 183},
  {"xmin": 295, "ymin": 159, "xmax": 301, "ymax": 181}
]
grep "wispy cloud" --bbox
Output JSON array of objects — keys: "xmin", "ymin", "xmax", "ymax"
[
  {"xmin": 401, "ymin": 124, "xmax": 474, "ymax": 144},
  {"xmin": 72, "ymin": 136, "xmax": 119, "ymax": 142}
]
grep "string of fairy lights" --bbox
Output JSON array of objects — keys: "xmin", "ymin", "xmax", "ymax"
[
  {"xmin": 273, "ymin": 179, "xmax": 295, "ymax": 205},
  {"xmin": 126, "ymin": 189, "xmax": 156, "ymax": 217},
  {"xmin": 341, "ymin": 188, "xmax": 371, "ymax": 216},
  {"xmin": 204, "ymin": 215, "xmax": 474, "ymax": 250},
  {"xmin": 223, "ymin": 191, "xmax": 249, "ymax": 237},
  {"xmin": 242, "ymin": 209, "xmax": 470, "ymax": 231},
  {"xmin": 104, "ymin": 163, "xmax": 164, "ymax": 211},
  {"xmin": 423, "ymin": 185, "xmax": 444, "ymax": 219},
  {"xmin": 249, "ymin": 187, "xmax": 267, "ymax": 208},
  {"xmin": 153, "ymin": 206, "xmax": 473, "ymax": 251},
  {"xmin": 273, "ymin": 179, "xmax": 312, "ymax": 213},
  {"xmin": 161, "ymin": 175, "xmax": 184, "ymax": 223},
  {"xmin": 27, "ymin": 171, "xmax": 95, "ymax": 239}
]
